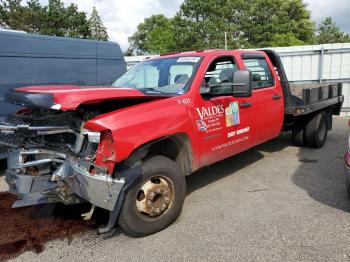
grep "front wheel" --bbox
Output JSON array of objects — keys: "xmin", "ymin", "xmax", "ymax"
[{"xmin": 118, "ymin": 156, "xmax": 186, "ymax": 237}]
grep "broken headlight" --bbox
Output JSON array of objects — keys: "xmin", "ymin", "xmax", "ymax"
[{"xmin": 87, "ymin": 131, "xmax": 101, "ymax": 144}]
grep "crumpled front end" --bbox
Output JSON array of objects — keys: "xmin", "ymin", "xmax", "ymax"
[{"xmin": 1, "ymin": 109, "xmax": 125, "ymax": 212}]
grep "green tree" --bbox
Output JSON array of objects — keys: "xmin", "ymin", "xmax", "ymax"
[
  {"xmin": 128, "ymin": 14, "xmax": 176, "ymax": 54},
  {"xmin": 175, "ymin": 0, "xmax": 315, "ymax": 49},
  {"xmin": 25, "ymin": 0, "xmax": 45, "ymax": 33},
  {"xmin": 0, "ymin": 0, "xmax": 90, "ymax": 38},
  {"xmin": 173, "ymin": 0, "xmax": 243, "ymax": 50},
  {"xmin": 316, "ymin": 17, "xmax": 350, "ymax": 44},
  {"xmin": 88, "ymin": 6, "xmax": 108, "ymax": 41},
  {"xmin": 41, "ymin": 0, "xmax": 90, "ymax": 38},
  {"xmin": 0, "ymin": 0, "xmax": 25, "ymax": 30},
  {"xmin": 128, "ymin": 0, "xmax": 316, "ymax": 54},
  {"xmin": 239, "ymin": 0, "xmax": 315, "ymax": 47}
]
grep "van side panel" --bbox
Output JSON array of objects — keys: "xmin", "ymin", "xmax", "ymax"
[
  {"xmin": 97, "ymin": 42, "xmax": 126, "ymax": 85},
  {"xmin": 0, "ymin": 31, "xmax": 126, "ymax": 116}
]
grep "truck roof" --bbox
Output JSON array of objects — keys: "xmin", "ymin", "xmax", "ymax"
[{"xmin": 150, "ymin": 49, "xmax": 266, "ymax": 60}]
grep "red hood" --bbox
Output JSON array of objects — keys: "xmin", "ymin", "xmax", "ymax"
[{"xmin": 14, "ymin": 85, "xmax": 159, "ymax": 110}]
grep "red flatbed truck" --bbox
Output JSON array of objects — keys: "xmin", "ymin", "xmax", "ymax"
[{"xmin": 0, "ymin": 49, "xmax": 343, "ymax": 237}]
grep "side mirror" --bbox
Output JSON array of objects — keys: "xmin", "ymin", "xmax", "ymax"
[{"xmin": 231, "ymin": 69, "xmax": 252, "ymax": 97}]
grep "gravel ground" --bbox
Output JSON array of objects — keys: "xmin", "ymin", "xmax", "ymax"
[{"xmin": 1, "ymin": 117, "xmax": 349, "ymax": 262}]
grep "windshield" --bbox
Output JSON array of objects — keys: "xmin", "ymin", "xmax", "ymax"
[{"xmin": 112, "ymin": 56, "xmax": 201, "ymax": 95}]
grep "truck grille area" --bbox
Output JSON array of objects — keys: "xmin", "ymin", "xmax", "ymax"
[
  {"xmin": 0, "ymin": 110, "xmax": 81, "ymax": 149},
  {"xmin": 0, "ymin": 132, "xmax": 77, "ymax": 148},
  {"xmin": 4, "ymin": 110, "xmax": 80, "ymax": 127}
]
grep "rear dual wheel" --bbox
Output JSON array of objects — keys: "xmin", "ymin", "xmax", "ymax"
[
  {"xmin": 292, "ymin": 124, "xmax": 305, "ymax": 146},
  {"xmin": 346, "ymin": 176, "xmax": 350, "ymax": 199},
  {"xmin": 118, "ymin": 156, "xmax": 186, "ymax": 237},
  {"xmin": 305, "ymin": 112, "xmax": 328, "ymax": 148},
  {"xmin": 292, "ymin": 112, "xmax": 328, "ymax": 148}
]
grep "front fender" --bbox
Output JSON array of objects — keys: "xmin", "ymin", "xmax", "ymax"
[{"xmin": 84, "ymin": 97, "xmax": 198, "ymax": 164}]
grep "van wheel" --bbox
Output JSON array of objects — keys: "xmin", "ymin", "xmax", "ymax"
[
  {"xmin": 305, "ymin": 112, "xmax": 327, "ymax": 148},
  {"xmin": 292, "ymin": 124, "xmax": 305, "ymax": 146},
  {"xmin": 118, "ymin": 156, "xmax": 186, "ymax": 237}
]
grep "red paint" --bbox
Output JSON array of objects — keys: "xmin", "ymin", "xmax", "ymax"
[
  {"xmin": 13, "ymin": 50, "xmax": 285, "ymax": 173},
  {"xmin": 95, "ymin": 131, "xmax": 116, "ymax": 175},
  {"xmin": 15, "ymin": 85, "xmax": 157, "ymax": 110}
]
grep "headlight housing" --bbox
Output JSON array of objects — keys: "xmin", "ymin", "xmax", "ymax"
[{"xmin": 87, "ymin": 131, "xmax": 101, "ymax": 144}]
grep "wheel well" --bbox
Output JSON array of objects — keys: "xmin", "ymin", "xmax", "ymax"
[{"xmin": 121, "ymin": 134, "xmax": 193, "ymax": 176}]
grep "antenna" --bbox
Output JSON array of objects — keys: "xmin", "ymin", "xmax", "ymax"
[{"xmin": 224, "ymin": 32, "xmax": 228, "ymax": 50}]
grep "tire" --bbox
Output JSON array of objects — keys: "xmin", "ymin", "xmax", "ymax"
[
  {"xmin": 292, "ymin": 124, "xmax": 305, "ymax": 147},
  {"xmin": 304, "ymin": 112, "xmax": 328, "ymax": 148},
  {"xmin": 346, "ymin": 176, "xmax": 350, "ymax": 199},
  {"xmin": 118, "ymin": 155, "xmax": 186, "ymax": 237}
]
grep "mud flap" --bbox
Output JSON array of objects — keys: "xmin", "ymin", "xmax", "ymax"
[{"xmin": 98, "ymin": 162, "xmax": 142, "ymax": 236}]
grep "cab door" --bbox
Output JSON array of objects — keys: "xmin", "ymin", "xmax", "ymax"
[
  {"xmin": 191, "ymin": 56, "xmax": 257, "ymax": 167},
  {"xmin": 241, "ymin": 54, "xmax": 284, "ymax": 144}
]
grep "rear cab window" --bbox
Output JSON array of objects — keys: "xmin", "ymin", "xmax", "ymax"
[{"xmin": 242, "ymin": 55, "xmax": 274, "ymax": 89}]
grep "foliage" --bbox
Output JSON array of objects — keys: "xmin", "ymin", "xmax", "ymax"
[
  {"xmin": 0, "ymin": 0, "xmax": 102, "ymax": 39},
  {"xmin": 88, "ymin": 6, "xmax": 108, "ymax": 41},
  {"xmin": 129, "ymin": 0, "xmax": 317, "ymax": 54},
  {"xmin": 41, "ymin": 0, "xmax": 90, "ymax": 38},
  {"xmin": 315, "ymin": 17, "xmax": 350, "ymax": 44},
  {"xmin": 173, "ymin": 0, "xmax": 241, "ymax": 50},
  {"xmin": 128, "ymin": 14, "xmax": 175, "ymax": 55},
  {"xmin": 237, "ymin": 0, "xmax": 315, "ymax": 48}
]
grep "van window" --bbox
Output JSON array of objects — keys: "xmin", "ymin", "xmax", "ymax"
[{"xmin": 243, "ymin": 57, "xmax": 274, "ymax": 89}]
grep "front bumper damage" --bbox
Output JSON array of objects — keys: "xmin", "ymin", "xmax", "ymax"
[
  {"xmin": 1, "ymin": 114, "xmax": 142, "ymax": 233},
  {"xmin": 6, "ymin": 150, "xmax": 125, "ymax": 211}
]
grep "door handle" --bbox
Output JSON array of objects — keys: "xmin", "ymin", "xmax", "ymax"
[
  {"xmin": 272, "ymin": 94, "xmax": 281, "ymax": 100},
  {"xmin": 239, "ymin": 102, "xmax": 252, "ymax": 108}
]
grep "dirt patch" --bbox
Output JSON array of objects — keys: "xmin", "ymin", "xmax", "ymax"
[{"xmin": 0, "ymin": 192, "xmax": 96, "ymax": 261}]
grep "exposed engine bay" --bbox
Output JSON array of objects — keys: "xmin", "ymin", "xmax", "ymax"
[{"xmin": 0, "ymin": 107, "xmax": 126, "ymax": 217}]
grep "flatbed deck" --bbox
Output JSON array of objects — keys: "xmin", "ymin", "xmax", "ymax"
[
  {"xmin": 263, "ymin": 50, "xmax": 343, "ymax": 117},
  {"xmin": 287, "ymin": 83, "xmax": 343, "ymax": 116}
]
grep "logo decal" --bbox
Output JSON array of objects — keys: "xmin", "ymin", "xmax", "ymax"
[
  {"xmin": 196, "ymin": 105, "xmax": 225, "ymax": 119},
  {"xmin": 225, "ymin": 101, "xmax": 240, "ymax": 127}
]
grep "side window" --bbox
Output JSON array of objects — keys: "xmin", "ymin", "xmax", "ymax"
[
  {"xmin": 205, "ymin": 57, "xmax": 237, "ymax": 84},
  {"xmin": 243, "ymin": 57, "xmax": 274, "ymax": 89},
  {"xmin": 201, "ymin": 56, "xmax": 237, "ymax": 94}
]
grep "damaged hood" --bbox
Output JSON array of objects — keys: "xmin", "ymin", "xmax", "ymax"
[{"xmin": 6, "ymin": 85, "xmax": 166, "ymax": 110}]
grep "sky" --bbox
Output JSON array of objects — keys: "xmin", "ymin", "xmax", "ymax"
[{"xmin": 40, "ymin": 0, "xmax": 350, "ymax": 51}]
